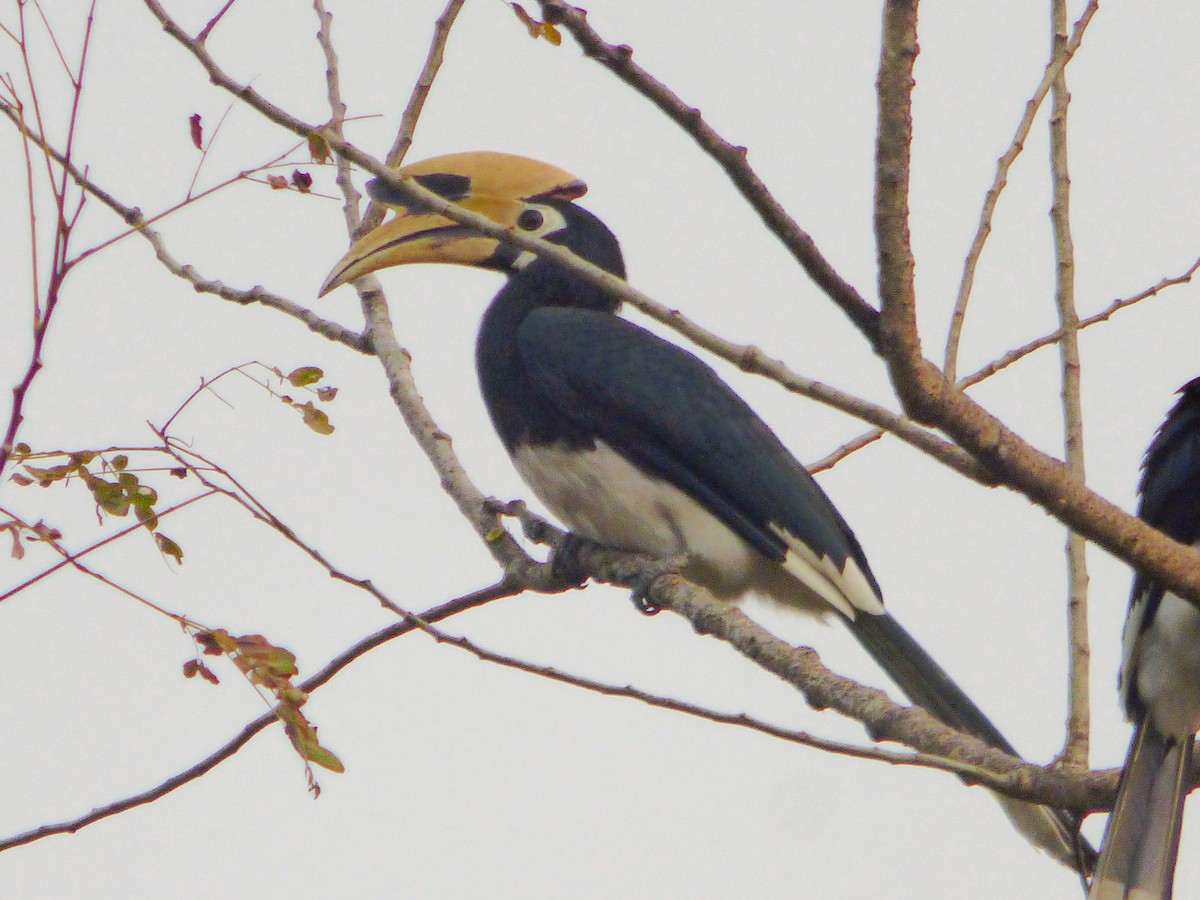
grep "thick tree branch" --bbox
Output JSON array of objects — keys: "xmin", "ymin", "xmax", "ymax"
[
  {"xmin": 874, "ymin": 0, "xmax": 926, "ymax": 409},
  {"xmin": 575, "ymin": 538, "xmax": 1124, "ymax": 811}
]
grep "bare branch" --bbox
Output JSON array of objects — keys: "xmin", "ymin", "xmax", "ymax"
[
  {"xmin": 359, "ymin": 0, "xmax": 466, "ymax": 235},
  {"xmin": 1048, "ymin": 0, "xmax": 1090, "ymax": 771},
  {"xmin": 874, "ymin": 1, "xmax": 922, "ymax": 397},
  {"xmin": 807, "ymin": 428, "xmax": 885, "ymax": 476},
  {"xmin": 534, "ymin": 0, "xmax": 882, "ymax": 349},
  {"xmin": 158, "ymin": 436, "xmax": 417, "ymax": 620},
  {"xmin": 962, "ymin": 257, "xmax": 1200, "ymax": 390},
  {"xmin": 0, "ymin": 102, "xmax": 370, "ymax": 353},
  {"xmin": 195, "ymin": 0, "xmax": 238, "ymax": 45},
  {"xmin": 312, "ymin": 0, "xmax": 362, "ymax": 239},
  {"xmin": 0, "ymin": 583, "xmax": 516, "ymax": 853},
  {"xmin": 575, "ymin": 538, "xmax": 1122, "ymax": 810},
  {"xmin": 942, "ymin": 0, "xmax": 1100, "ymax": 381},
  {"xmin": 0, "ymin": 2, "xmax": 97, "ymax": 478}
]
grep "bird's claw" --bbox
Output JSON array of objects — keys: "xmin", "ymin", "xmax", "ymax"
[
  {"xmin": 550, "ymin": 533, "xmax": 589, "ymax": 588},
  {"xmin": 628, "ymin": 569, "xmax": 662, "ymax": 615}
]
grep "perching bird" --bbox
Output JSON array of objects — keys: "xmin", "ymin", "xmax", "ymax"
[
  {"xmin": 321, "ymin": 150, "xmax": 1093, "ymax": 873},
  {"xmin": 1091, "ymin": 379, "xmax": 1200, "ymax": 899}
]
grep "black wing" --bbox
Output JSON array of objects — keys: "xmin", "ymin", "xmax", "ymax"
[{"xmin": 518, "ymin": 306, "xmax": 880, "ymax": 596}]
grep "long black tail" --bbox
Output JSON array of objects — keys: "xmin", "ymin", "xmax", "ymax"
[
  {"xmin": 849, "ymin": 609, "xmax": 1097, "ymax": 875},
  {"xmin": 1089, "ymin": 720, "xmax": 1190, "ymax": 899}
]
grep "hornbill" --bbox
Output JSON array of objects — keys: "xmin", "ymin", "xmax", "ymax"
[
  {"xmin": 1091, "ymin": 379, "xmax": 1200, "ymax": 899},
  {"xmin": 321, "ymin": 151, "xmax": 1093, "ymax": 873}
]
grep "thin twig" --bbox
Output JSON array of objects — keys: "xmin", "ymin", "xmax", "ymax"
[
  {"xmin": 0, "ymin": 102, "xmax": 370, "ymax": 353},
  {"xmin": 1049, "ymin": 0, "xmax": 1090, "ymax": 772},
  {"xmin": 183, "ymin": 100, "xmax": 235, "ymax": 201},
  {"xmin": 0, "ymin": 583, "xmax": 515, "ymax": 853},
  {"xmin": 942, "ymin": 0, "xmax": 1100, "ymax": 381},
  {"xmin": 0, "ymin": 491, "xmax": 217, "ymax": 604},
  {"xmin": 196, "ymin": 0, "xmax": 238, "ymax": 44},
  {"xmin": 534, "ymin": 0, "xmax": 882, "ymax": 349},
  {"xmin": 359, "ymin": 0, "xmax": 466, "ymax": 235},
  {"xmin": 962, "ymin": 257, "xmax": 1200, "ymax": 390},
  {"xmin": 158, "ymin": 437, "xmax": 415, "ymax": 620},
  {"xmin": 808, "ymin": 250, "xmax": 1200, "ymax": 475}
]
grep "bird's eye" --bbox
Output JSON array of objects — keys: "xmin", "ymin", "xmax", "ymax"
[{"xmin": 516, "ymin": 209, "xmax": 544, "ymax": 231}]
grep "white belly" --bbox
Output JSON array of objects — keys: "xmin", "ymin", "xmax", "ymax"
[
  {"xmin": 510, "ymin": 440, "xmax": 881, "ymax": 620},
  {"xmin": 1131, "ymin": 591, "xmax": 1200, "ymax": 737},
  {"xmin": 513, "ymin": 440, "xmax": 761, "ymax": 599}
]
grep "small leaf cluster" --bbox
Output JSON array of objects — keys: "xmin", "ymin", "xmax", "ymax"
[
  {"xmin": 270, "ymin": 365, "xmax": 338, "ymax": 435},
  {"xmin": 8, "ymin": 446, "xmax": 183, "ymax": 563},
  {"xmin": 189, "ymin": 628, "xmax": 344, "ymax": 777}
]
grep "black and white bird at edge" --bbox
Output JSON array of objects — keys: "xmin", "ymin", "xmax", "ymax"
[
  {"xmin": 320, "ymin": 150, "xmax": 1096, "ymax": 877},
  {"xmin": 1091, "ymin": 379, "xmax": 1200, "ymax": 899}
]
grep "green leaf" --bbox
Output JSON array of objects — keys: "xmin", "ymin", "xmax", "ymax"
[
  {"xmin": 111, "ymin": 454, "xmax": 128, "ymax": 472},
  {"xmin": 135, "ymin": 504, "xmax": 159, "ymax": 531},
  {"xmin": 306, "ymin": 131, "xmax": 330, "ymax": 164},
  {"xmin": 23, "ymin": 464, "xmax": 73, "ymax": 486},
  {"xmin": 89, "ymin": 478, "xmax": 129, "ymax": 516},
  {"xmin": 286, "ymin": 366, "xmax": 323, "ymax": 387},
  {"xmin": 297, "ymin": 401, "xmax": 334, "ymax": 435},
  {"xmin": 303, "ymin": 743, "xmax": 345, "ymax": 773},
  {"xmin": 131, "ymin": 484, "xmax": 158, "ymax": 505},
  {"xmin": 155, "ymin": 533, "xmax": 183, "ymax": 564}
]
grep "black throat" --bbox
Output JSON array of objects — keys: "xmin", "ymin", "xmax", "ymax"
[{"xmin": 474, "ymin": 202, "xmax": 624, "ymax": 453}]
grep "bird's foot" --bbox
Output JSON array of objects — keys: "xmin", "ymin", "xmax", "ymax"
[
  {"xmin": 550, "ymin": 533, "xmax": 589, "ymax": 588},
  {"xmin": 628, "ymin": 569, "xmax": 662, "ymax": 616}
]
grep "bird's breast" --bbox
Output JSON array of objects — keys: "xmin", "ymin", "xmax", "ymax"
[
  {"xmin": 1130, "ymin": 590, "xmax": 1200, "ymax": 737},
  {"xmin": 511, "ymin": 440, "xmax": 760, "ymax": 599}
]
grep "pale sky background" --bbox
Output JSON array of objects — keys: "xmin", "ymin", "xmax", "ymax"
[{"xmin": 1, "ymin": 2, "xmax": 1199, "ymax": 898}]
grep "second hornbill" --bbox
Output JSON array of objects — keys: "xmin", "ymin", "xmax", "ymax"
[
  {"xmin": 321, "ymin": 151, "xmax": 1092, "ymax": 873},
  {"xmin": 1091, "ymin": 379, "xmax": 1200, "ymax": 899}
]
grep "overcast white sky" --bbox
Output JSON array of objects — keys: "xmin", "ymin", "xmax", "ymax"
[{"xmin": 1, "ymin": 2, "xmax": 1199, "ymax": 897}]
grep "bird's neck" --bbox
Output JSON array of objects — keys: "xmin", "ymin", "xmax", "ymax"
[{"xmin": 475, "ymin": 267, "xmax": 613, "ymax": 452}]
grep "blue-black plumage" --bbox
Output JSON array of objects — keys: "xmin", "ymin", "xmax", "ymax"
[{"xmin": 1092, "ymin": 379, "xmax": 1200, "ymax": 900}]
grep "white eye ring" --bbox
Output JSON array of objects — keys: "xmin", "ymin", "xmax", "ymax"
[{"xmin": 511, "ymin": 203, "xmax": 567, "ymax": 270}]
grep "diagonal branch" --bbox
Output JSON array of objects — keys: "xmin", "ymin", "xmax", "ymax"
[
  {"xmin": 0, "ymin": 583, "xmax": 515, "ymax": 854},
  {"xmin": 942, "ymin": 0, "xmax": 1100, "ymax": 382},
  {"xmin": 358, "ymin": 0, "xmax": 466, "ymax": 235},
  {"xmin": 534, "ymin": 0, "xmax": 882, "ymax": 349},
  {"xmin": 0, "ymin": 101, "xmax": 369, "ymax": 353}
]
